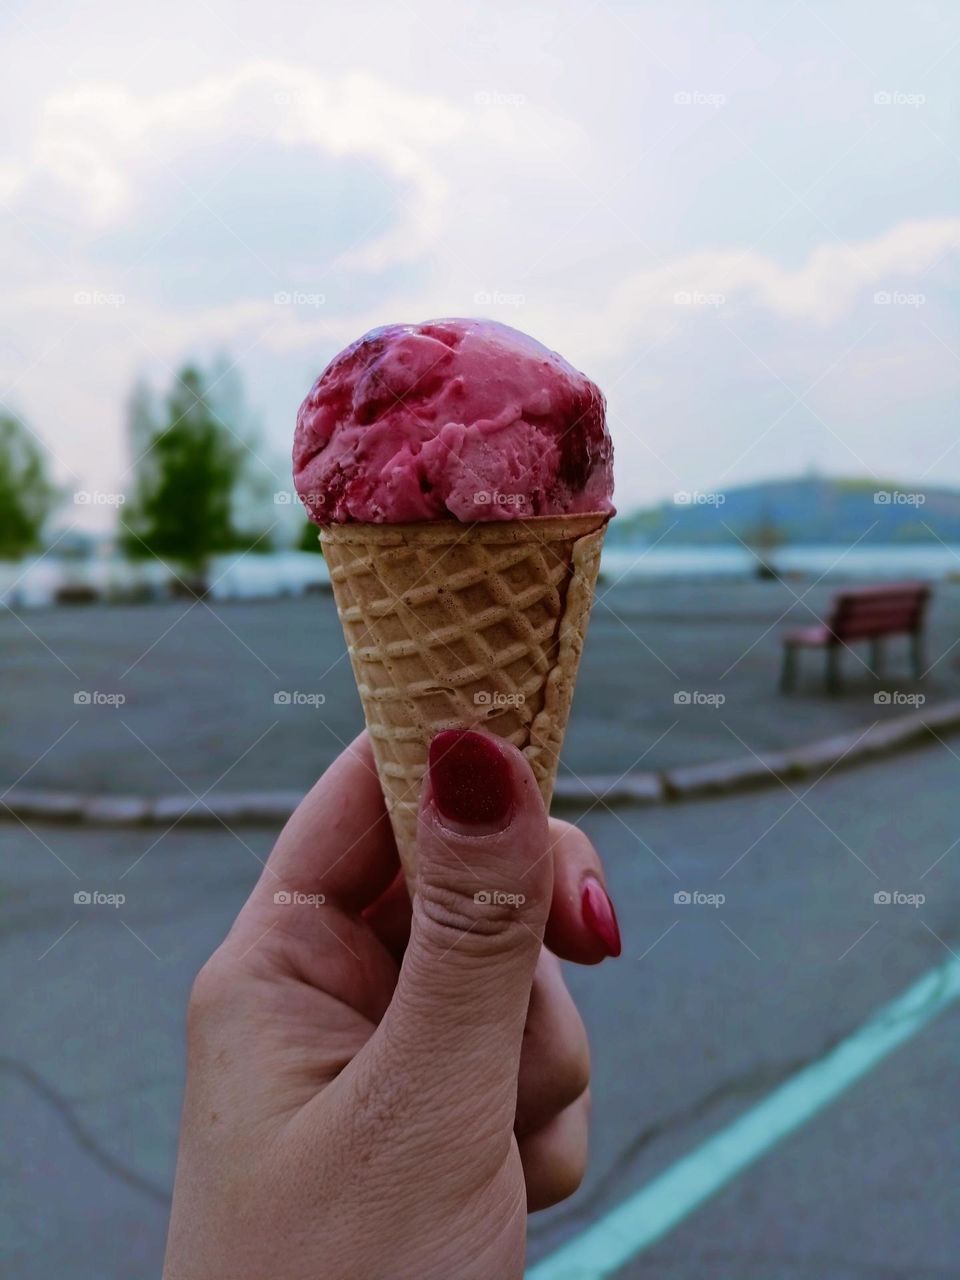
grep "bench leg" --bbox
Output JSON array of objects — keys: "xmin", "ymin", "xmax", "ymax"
[
  {"xmin": 780, "ymin": 644, "xmax": 797, "ymax": 693},
  {"xmin": 911, "ymin": 631, "xmax": 925, "ymax": 680},
  {"xmin": 870, "ymin": 638, "xmax": 884, "ymax": 680},
  {"xmin": 826, "ymin": 645, "xmax": 842, "ymax": 695}
]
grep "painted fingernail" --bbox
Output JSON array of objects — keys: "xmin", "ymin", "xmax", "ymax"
[
  {"xmin": 582, "ymin": 876, "xmax": 622, "ymax": 957},
  {"xmin": 428, "ymin": 729, "xmax": 514, "ymax": 832}
]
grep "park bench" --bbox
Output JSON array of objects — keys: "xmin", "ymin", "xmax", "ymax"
[{"xmin": 780, "ymin": 582, "xmax": 930, "ymax": 694}]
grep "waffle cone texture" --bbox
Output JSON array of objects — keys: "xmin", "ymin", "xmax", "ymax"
[{"xmin": 319, "ymin": 513, "xmax": 609, "ymax": 885}]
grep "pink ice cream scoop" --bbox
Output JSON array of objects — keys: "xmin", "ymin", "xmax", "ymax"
[{"xmin": 293, "ymin": 318, "xmax": 614, "ymax": 523}]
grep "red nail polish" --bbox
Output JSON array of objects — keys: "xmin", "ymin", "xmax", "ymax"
[
  {"xmin": 428, "ymin": 730, "xmax": 514, "ymax": 830},
  {"xmin": 582, "ymin": 877, "xmax": 622, "ymax": 957}
]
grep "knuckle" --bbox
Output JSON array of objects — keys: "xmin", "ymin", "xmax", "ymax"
[
  {"xmin": 346, "ymin": 1039, "xmax": 471, "ymax": 1174},
  {"xmin": 527, "ymin": 1151, "xmax": 586, "ymax": 1211},
  {"xmin": 557, "ymin": 1051, "xmax": 591, "ymax": 1111},
  {"xmin": 186, "ymin": 953, "xmax": 231, "ymax": 1032},
  {"xmin": 518, "ymin": 1050, "xmax": 590, "ymax": 1136},
  {"xmin": 415, "ymin": 880, "xmax": 535, "ymax": 958},
  {"xmin": 549, "ymin": 816, "xmax": 597, "ymax": 861},
  {"xmin": 346, "ymin": 1058, "xmax": 408, "ymax": 1157},
  {"xmin": 350, "ymin": 1041, "xmax": 416, "ymax": 1130},
  {"xmin": 548, "ymin": 1154, "xmax": 587, "ymax": 1205}
]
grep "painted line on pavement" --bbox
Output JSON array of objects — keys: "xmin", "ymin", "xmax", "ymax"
[{"xmin": 527, "ymin": 956, "xmax": 960, "ymax": 1280}]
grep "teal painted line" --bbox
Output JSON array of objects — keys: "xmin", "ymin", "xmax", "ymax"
[{"xmin": 527, "ymin": 957, "xmax": 960, "ymax": 1280}]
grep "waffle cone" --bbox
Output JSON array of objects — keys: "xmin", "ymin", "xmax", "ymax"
[{"xmin": 319, "ymin": 513, "xmax": 609, "ymax": 887}]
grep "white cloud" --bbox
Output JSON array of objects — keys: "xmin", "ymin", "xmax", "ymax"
[
  {"xmin": 593, "ymin": 218, "xmax": 960, "ymax": 354},
  {"xmin": 2, "ymin": 17, "xmax": 959, "ymax": 518},
  {"xmin": 14, "ymin": 63, "xmax": 466, "ymax": 268},
  {"xmin": 12, "ymin": 62, "xmax": 586, "ymax": 275}
]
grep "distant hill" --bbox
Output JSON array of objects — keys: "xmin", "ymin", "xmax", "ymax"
[{"xmin": 609, "ymin": 477, "xmax": 960, "ymax": 546}]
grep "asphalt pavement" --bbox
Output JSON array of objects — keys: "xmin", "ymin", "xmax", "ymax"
[
  {"xmin": 3, "ymin": 578, "xmax": 960, "ymax": 799},
  {"xmin": 3, "ymin": 739, "xmax": 959, "ymax": 1278}
]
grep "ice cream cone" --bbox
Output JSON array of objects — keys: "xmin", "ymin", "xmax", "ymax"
[{"xmin": 319, "ymin": 513, "xmax": 609, "ymax": 887}]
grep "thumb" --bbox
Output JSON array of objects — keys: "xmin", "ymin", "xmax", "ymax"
[{"xmin": 365, "ymin": 729, "xmax": 552, "ymax": 1138}]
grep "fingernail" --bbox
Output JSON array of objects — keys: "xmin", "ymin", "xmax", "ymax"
[
  {"xmin": 581, "ymin": 876, "xmax": 622, "ymax": 957},
  {"xmin": 428, "ymin": 729, "xmax": 514, "ymax": 833}
]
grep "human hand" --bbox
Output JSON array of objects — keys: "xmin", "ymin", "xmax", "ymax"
[{"xmin": 164, "ymin": 729, "xmax": 621, "ymax": 1280}]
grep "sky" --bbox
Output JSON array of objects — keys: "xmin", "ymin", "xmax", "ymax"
[{"xmin": 1, "ymin": 0, "xmax": 959, "ymax": 530}]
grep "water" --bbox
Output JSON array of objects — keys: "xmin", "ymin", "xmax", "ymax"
[
  {"xmin": 2, "ymin": 543, "xmax": 957, "ymax": 609},
  {"xmin": 602, "ymin": 543, "xmax": 960, "ymax": 582},
  {"xmin": 0, "ymin": 550, "xmax": 331, "ymax": 609}
]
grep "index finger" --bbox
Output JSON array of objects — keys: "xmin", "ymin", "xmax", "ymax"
[{"xmin": 253, "ymin": 731, "xmax": 399, "ymax": 912}]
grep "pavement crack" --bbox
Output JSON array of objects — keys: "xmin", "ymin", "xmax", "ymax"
[
  {"xmin": 533, "ymin": 1041, "xmax": 846, "ymax": 1236},
  {"xmin": 536, "ymin": 950, "xmax": 960, "ymax": 1240},
  {"xmin": 0, "ymin": 1056, "xmax": 171, "ymax": 1205}
]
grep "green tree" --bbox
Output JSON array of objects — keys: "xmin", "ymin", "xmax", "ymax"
[
  {"xmin": 297, "ymin": 519, "xmax": 323, "ymax": 553},
  {"xmin": 123, "ymin": 364, "xmax": 266, "ymax": 570},
  {"xmin": 0, "ymin": 413, "xmax": 55, "ymax": 558}
]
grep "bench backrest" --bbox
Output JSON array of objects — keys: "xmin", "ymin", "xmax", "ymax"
[{"xmin": 827, "ymin": 582, "xmax": 930, "ymax": 641}]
